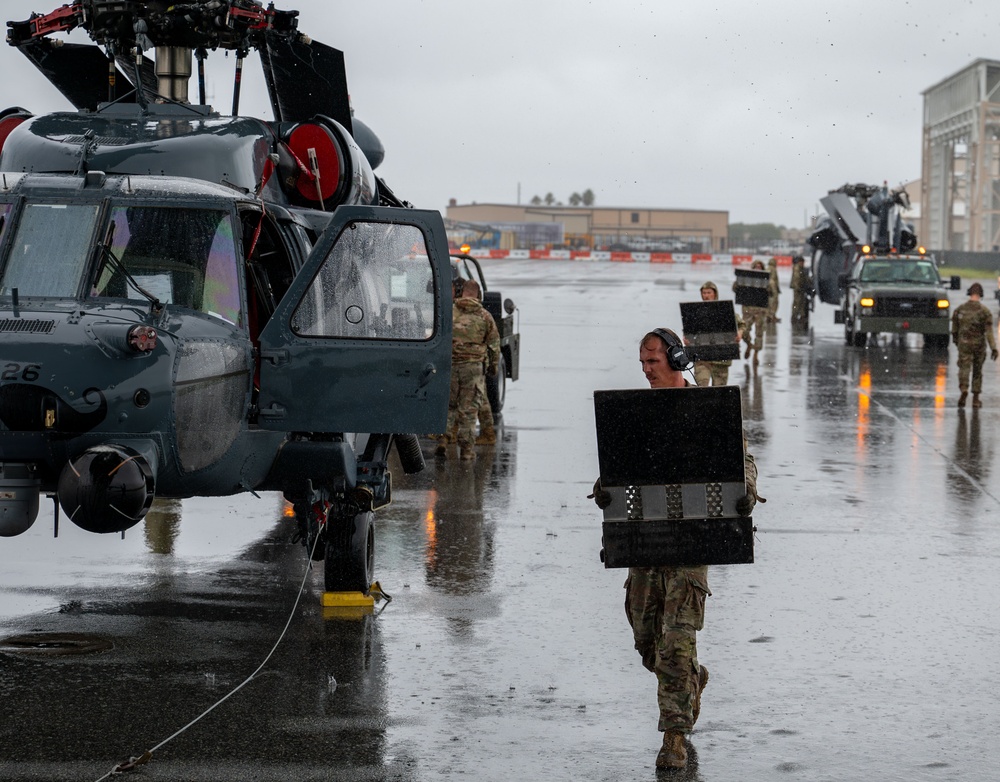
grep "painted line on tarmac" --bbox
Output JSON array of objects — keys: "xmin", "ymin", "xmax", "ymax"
[{"xmin": 854, "ymin": 385, "xmax": 1000, "ymax": 506}]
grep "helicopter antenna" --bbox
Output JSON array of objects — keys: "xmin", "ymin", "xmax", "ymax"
[
  {"xmin": 74, "ymin": 129, "xmax": 98, "ymax": 175},
  {"xmin": 132, "ymin": 18, "xmax": 152, "ymax": 111},
  {"xmin": 196, "ymin": 47, "xmax": 208, "ymax": 105},
  {"xmin": 232, "ymin": 44, "xmax": 248, "ymax": 116}
]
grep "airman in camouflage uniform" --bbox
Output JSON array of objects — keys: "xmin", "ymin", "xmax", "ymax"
[
  {"xmin": 590, "ymin": 329, "xmax": 760, "ymax": 770},
  {"xmin": 790, "ymin": 255, "xmax": 811, "ymax": 326},
  {"xmin": 951, "ymin": 282, "xmax": 998, "ymax": 408},
  {"xmin": 455, "ymin": 284, "xmax": 497, "ymax": 445},
  {"xmin": 691, "ymin": 281, "xmax": 743, "ymax": 387},
  {"xmin": 739, "ymin": 260, "xmax": 768, "ymax": 365},
  {"xmin": 438, "ymin": 279, "xmax": 499, "ymax": 460},
  {"xmin": 766, "ymin": 257, "xmax": 781, "ymax": 323}
]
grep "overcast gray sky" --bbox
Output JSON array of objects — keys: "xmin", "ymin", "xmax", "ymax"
[{"xmin": 2, "ymin": 0, "xmax": 999, "ymax": 227}]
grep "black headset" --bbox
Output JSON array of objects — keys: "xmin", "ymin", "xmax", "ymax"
[{"xmin": 652, "ymin": 328, "xmax": 693, "ymax": 372}]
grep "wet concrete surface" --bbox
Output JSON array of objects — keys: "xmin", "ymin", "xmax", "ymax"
[{"xmin": 2, "ymin": 261, "xmax": 1000, "ymax": 781}]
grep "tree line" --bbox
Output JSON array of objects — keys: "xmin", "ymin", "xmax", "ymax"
[
  {"xmin": 529, "ymin": 189, "xmax": 595, "ymax": 207},
  {"xmin": 728, "ymin": 222, "xmax": 786, "ymax": 243}
]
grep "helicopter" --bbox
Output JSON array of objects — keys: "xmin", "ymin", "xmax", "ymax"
[{"xmin": 0, "ymin": 0, "xmax": 454, "ymax": 594}]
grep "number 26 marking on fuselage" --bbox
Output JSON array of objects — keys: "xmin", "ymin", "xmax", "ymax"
[{"xmin": 1, "ymin": 363, "xmax": 41, "ymax": 381}]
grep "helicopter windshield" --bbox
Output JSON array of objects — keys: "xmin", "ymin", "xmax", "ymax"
[
  {"xmin": 93, "ymin": 205, "xmax": 242, "ymax": 324},
  {"xmin": 1, "ymin": 203, "xmax": 99, "ymax": 298}
]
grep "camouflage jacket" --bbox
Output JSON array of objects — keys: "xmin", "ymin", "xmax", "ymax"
[
  {"xmin": 768, "ymin": 266, "xmax": 780, "ymax": 296},
  {"xmin": 952, "ymin": 300, "xmax": 997, "ymax": 350},
  {"xmin": 452, "ymin": 297, "xmax": 500, "ymax": 369},
  {"xmin": 790, "ymin": 263, "xmax": 810, "ymax": 293}
]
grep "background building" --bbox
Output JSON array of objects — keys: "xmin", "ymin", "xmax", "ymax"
[
  {"xmin": 921, "ymin": 59, "xmax": 1000, "ymax": 252},
  {"xmin": 445, "ymin": 202, "xmax": 729, "ymax": 253}
]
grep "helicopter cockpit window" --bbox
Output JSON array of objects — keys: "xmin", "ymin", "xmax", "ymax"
[
  {"xmin": 1, "ymin": 203, "xmax": 99, "ymax": 298},
  {"xmin": 291, "ymin": 221, "xmax": 436, "ymax": 341},
  {"xmin": 0, "ymin": 203, "xmax": 11, "ymax": 241},
  {"xmin": 92, "ymin": 206, "xmax": 242, "ymax": 325}
]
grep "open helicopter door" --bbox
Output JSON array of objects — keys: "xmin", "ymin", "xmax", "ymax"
[{"xmin": 256, "ymin": 206, "xmax": 452, "ymax": 434}]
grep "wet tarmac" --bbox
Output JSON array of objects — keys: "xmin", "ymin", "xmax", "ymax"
[{"xmin": 2, "ymin": 260, "xmax": 999, "ymax": 781}]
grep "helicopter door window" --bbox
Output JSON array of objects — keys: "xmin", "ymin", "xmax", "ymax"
[
  {"xmin": 291, "ymin": 221, "xmax": 435, "ymax": 341},
  {"xmin": 1, "ymin": 203, "xmax": 99, "ymax": 298},
  {"xmin": 94, "ymin": 206, "xmax": 241, "ymax": 325}
]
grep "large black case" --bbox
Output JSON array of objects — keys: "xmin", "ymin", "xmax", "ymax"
[{"xmin": 594, "ymin": 386, "xmax": 754, "ymax": 568}]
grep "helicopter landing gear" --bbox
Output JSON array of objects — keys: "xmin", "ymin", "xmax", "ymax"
[
  {"xmin": 292, "ymin": 496, "xmax": 375, "ymax": 593},
  {"xmin": 324, "ymin": 511, "xmax": 375, "ymax": 594}
]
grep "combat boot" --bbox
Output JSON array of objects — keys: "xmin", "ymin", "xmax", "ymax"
[
  {"xmin": 692, "ymin": 665, "xmax": 710, "ymax": 726},
  {"xmin": 973, "ymin": 393, "xmax": 982, "ymax": 408},
  {"xmin": 435, "ymin": 435, "xmax": 449, "ymax": 457},
  {"xmin": 655, "ymin": 731, "xmax": 687, "ymax": 770},
  {"xmin": 475, "ymin": 426, "xmax": 497, "ymax": 445},
  {"xmin": 958, "ymin": 391, "xmax": 968, "ymax": 408},
  {"xmin": 459, "ymin": 445, "xmax": 476, "ymax": 461}
]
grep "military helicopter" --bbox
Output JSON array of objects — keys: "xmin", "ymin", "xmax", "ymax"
[{"xmin": 0, "ymin": 0, "xmax": 454, "ymax": 594}]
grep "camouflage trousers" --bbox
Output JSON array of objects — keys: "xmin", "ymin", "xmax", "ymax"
[
  {"xmin": 447, "ymin": 368, "xmax": 494, "ymax": 440},
  {"xmin": 742, "ymin": 307, "xmax": 767, "ymax": 351},
  {"xmin": 624, "ymin": 565, "xmax": 710, "ymax": 733},
  {"xmin": 446, "ymin": 361, "xmax": 484, "ymax": 448},
  {"xmin": 791, "ymin": 292, "xmax": 809, "ymax": 325},
  {"xmin": 957, "ymin": 345, "xmax": 987, "ymax": 394},
  {"xmin": 693, "ymin": 360, "xmax": 730, "ymax": 387}
]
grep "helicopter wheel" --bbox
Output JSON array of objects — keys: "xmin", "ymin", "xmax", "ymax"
[
  {"xmin": 486, "ymin": 352, "xmax": 507, "ymax": 416},
  {"xmin": 324, "ymin": 511, "xmax": 375, "ymax": 594}
]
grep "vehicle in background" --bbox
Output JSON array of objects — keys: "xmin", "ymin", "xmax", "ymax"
[
  {"xmin": 836, "ymin": 251, "xmax": 959, "ymax": 347},
  {"xmin": 451, "ymin": 250, "xmax": 520, "ymax": 415},
  {"xmin": 809, "ymin": 182, "xmax": 963, "ymax": 348}
]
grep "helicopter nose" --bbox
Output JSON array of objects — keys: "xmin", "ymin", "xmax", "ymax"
[{"xmin": 57, "ymin": 445, "xmax": 156, "ymax": 534}]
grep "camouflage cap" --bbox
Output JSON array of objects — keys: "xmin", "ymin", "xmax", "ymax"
[
  {"xmin": 967, "ymin": 282, "xmax": 984, "ymax": 296},
  {"xmin": 700, "ymin": 281, "xmax": 718, "ymax": 294}
]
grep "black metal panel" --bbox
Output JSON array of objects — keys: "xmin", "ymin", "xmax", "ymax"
[
  {"xmin": 594, "ymin": 386, "xmax": 744, "ymax": 486},
  {"xmin": 15, "ymin": 40, "xmax": 137, "ymax": 111},
  {"xmin": 114, "ymin": 54, "xmax": 158, "ymax": 103},
  {"xmin": 734, "ymin": 268, "xmax": 770, "ymax": 307},
  {"xmin": 680, "ymin": 300, "xmax": 740, "ymax": 361},
  {"xmin": 260, "ymin": 32, "xmax": 352, "ymax": 133},
  {"xmin": 690, "ymin": 343, "xmax": 740, "ymax": 361},
  {"xmin": 506, "ymin": 332, "xmax": 521, "ymax": 381},
  {"xmin": 600, "ymin": 517, "xmax": 754, "ymax": 568}
]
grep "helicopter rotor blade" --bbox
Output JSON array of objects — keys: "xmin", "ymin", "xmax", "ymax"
[
  {"xmin": 14, "ymin": 39, "xmax": 138, "ymax": 110},
  {"xmin": 260, "ymin": 31, "xmax": 352, "ymax": 133}
]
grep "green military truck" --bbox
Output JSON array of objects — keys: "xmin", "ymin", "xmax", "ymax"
[
  {"xmin": 451, "ymin": 252, "xmax": 520, "ymax": 414},
  {"xmin": 835, "ymin": 252, "xmax": 960, "ymax": 348}
]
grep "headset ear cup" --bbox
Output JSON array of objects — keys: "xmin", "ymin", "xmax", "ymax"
[
  {"xmin": 667, "ymin": 344, "xmax": 690, "ymax": 371},
  {"xmin": 653, "ymin": 328, "xmax": 691, "ymax": 371}
]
